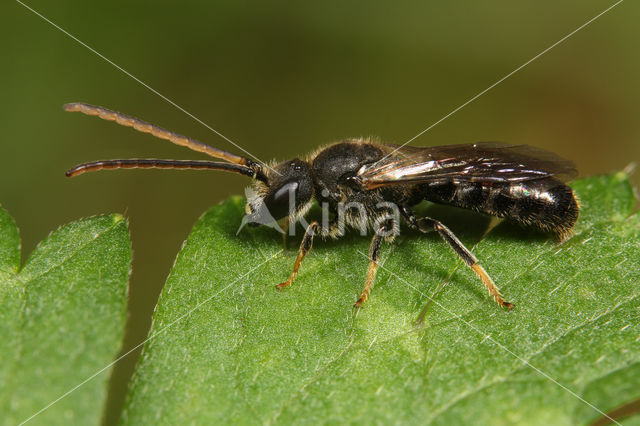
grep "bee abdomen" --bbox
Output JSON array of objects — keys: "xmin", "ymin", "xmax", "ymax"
[
  {"xmin": 484, "ymin": 180, "xmax": 578, "ymax": 239},
  {"xmin": 425, "ymin": 179, "xmax": 579, "ymax": 240}
]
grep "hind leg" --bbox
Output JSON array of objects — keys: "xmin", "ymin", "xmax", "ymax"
[{"xmin": 402, "ymin": 206, "xmax": 513, "ymax": 309}]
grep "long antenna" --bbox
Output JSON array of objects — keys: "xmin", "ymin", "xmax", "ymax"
[
  {"xmin": 65, "ymin": 159, "xmax": 268, "ymax": 183},
  {"xmin": 63, "ymin": 103, "xmax": 261, "ymax": 169}
]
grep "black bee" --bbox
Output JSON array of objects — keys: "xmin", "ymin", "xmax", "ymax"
[{"xmin": 64, "ymin": 103, "xmax": 579, "ymax": 309}]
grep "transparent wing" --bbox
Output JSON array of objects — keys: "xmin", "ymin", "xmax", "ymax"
[{"xmin": 359, "ymin": 143, "xmax": 577, "ymax": 189}]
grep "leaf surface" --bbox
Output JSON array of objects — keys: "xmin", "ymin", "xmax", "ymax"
[
  {"xmin": 122, "ymin": 173, "xmax": 640, "ymax": 425},
  {"xmin": 0, "ymin": 208, "xmax": 130, "ymax": 425}
]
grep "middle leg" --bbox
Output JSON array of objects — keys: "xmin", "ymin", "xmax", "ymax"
[{"xmin": 354, "ymin": 223, "xmax": 392, "ymax": 307}]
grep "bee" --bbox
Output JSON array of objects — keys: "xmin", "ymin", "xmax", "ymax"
[{"xmin": 64, "ymin": 103, "xmax": 579, "ymax": 309}]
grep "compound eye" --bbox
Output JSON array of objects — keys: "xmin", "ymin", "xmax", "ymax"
[
  {"xmin": 264, "ymin": 181, "xmax": 300, "ymax": 220},
  {"xmin": 273, "ymin": 181, "xmax": 298, "ymax": 201}
]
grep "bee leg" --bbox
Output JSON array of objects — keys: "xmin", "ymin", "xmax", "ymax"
[
  {"xmin": 402, "ymin": 207, "xmax": 513, "ymax": 309},
  {"xmin": 354, "ymin": 224, "xmax": 392, "ymax": 308},
  {"xmin": 276, "ymin": 221, "xmax": 319, "ymax": 290}
]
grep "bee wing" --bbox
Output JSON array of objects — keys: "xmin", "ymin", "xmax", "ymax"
[{"xmin": 359, "ymin": 143, "xmax": 578, "ymax": 189}]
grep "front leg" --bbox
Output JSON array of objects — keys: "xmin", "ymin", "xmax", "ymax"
[
  {"xmin": 402, "ymin": 206, "xmax": 513, "ymax": 309},
  {"xmin": 276, "ymin": 221, "xmax": 319, "ymax": 290}
]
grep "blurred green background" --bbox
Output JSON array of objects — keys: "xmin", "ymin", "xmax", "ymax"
[{"xmin": 2, "ymin": 0, "xmax": 638, "ymax": 423}]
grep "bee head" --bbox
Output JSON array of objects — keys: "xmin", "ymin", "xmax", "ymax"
[{"xmin": 245, "ymin": 158, "xmax": 314, "ymax": 226}]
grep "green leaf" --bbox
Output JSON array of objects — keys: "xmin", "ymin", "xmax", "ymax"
[
  {"xmin": 0, "ymin": 207, "xmax": 131, "ymax": 425},
  {"xmin": 122, "ymin": 173, "xmax": 640, "ymax": 425}
]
